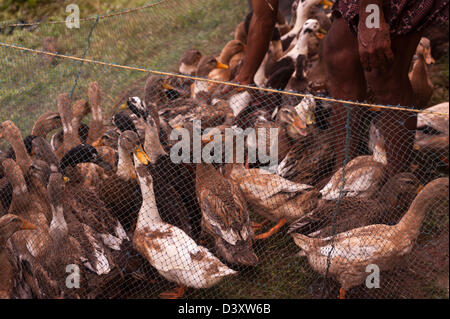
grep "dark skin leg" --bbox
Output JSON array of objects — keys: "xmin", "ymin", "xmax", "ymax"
[
  {"xmin": 325, "ymin": 17, "xmax": 422, "ymax": 177},
  {"xmin": 323, "ymin": 17, "xmax": 367, "ymax": 171},
  {"xmin": 234, "ymin": 0, "xmax": 278, "ymax": 85},
  {"xmin": 364, "ymin": 32, "xmax": 422, "ymax": 176}
]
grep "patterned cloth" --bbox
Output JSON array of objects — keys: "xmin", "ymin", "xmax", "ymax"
[{"xmin": 333, "ymin": 0, "xmax": 449, "ymax": 36}]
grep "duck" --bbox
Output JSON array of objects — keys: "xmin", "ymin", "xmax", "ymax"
[
  {"xmin": 85, "ymin": 82, "xmax": 105, "ymax": 145},
  {"xmin": 276, "ymin": 96, "xmax": 334, "ymax": 185},
  {"xmin": 99, "ymin": 130, "xmax": 149, "ymax": 232},
  {"xmin": 141, "ymin": 113, "xmax": 201, "ymax": 238},
  {"xmin": 208, "ymin": 40, "xmax": 246, "ymax": 91},
  {"xmin": 319, "ymin": 135, "xmax": 388, "ymax": 200},
  {"xmin": 1, "ymin": 121, "xmax": 56, "ymax": 226},
  {"xmin": 55, "ymin": 93, "xmax": 84, "ymax": 158},
  {"xmin": 414, "ymin": 102, "xmax": 449, "ymax": 154},
  {"xmin": 196, "ymin": 160, "xmax": 258, "ymax": 267},
  {"xmin": 191, "ymin": 55, "xmax": 229, "ymax": 103},
  {"xmin": 163, "ymin": 49, "xmax": 203, "ymax": 99},
  {"xmin": 289, "ymin": 172, "xmax": 421, "ymax": 238},
  {"xmin": 31, "ymin": 139, "xmax": 116, "ymax": 277},
  {"xmin": 244, "ymin": 99, "xmax": 317, "ymax": 169},
  {"xmin": 132, "ymin": 153, "xmax": 237, "ymax": 299},
  {"xmin": 227, "ymin": 163, "xmax": 321, "ymax": 239},
  {"xmin": 31, "ymin": 112, "xmax": 62, "ymax": 139},
  {"xmin": 254, "ymin": 28, "xmax": 284, "ymax": 87},
  {"xmin": 281, "ymin": 0, "xmax": 331, "ymax": 50},
  {"xmin": 59, "ymin": 144, "xmax": 128, "ymax": 252},
  {"xmin": 1, "ymin": 158, "xmax": 55, "ymax": 298},
  {"xmin": 0, "ymin": 214, "xmax": 36, "ymax": 299},
  {"xmin": 290, "ymin": 177, "xmax": 449, "ymax": 299},
  {"xmin": 51, "ymin": 97, "xmax": 90, "ymax": 156},
  {"xmin": 178, "ymin": 49, "xmax": 202, "ymax": 75},
  {"xmin": 409, "ymin": 37, "xmax": 435, "ymax": 109},
  {"xmin": 234, "ymin": 21, "xmax": 247, "ymax": 45},
  {"xmin": 57, "ymin": 92, "xmax": 111, "ymax": 188}
]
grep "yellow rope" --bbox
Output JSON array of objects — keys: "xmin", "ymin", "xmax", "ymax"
[
  {"xmin": 0, "ymin": 0, "xmax": 168, "ymax": 28},
  {"xmin": 1, "ymin": 41, "xmax": 448, "ymax": 117}
]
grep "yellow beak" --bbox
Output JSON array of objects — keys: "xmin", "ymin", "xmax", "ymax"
[
  {"xmin": 321, "ymin": 0, "xmax": 334, "ymax": 9},
  {"xmin": 119, "ymin": 103, "xmax": 128, "ymax": 110},
  {"xmin": 163, "ymin": 81, "xmax": 176, "ymax": 90},
  {"xmin": 134, "ymin": 145, "xmax": 151, "ymax": 165},
  {"xmin": 63, "ymin": 176, "xmax": 70, "ymax": 183},
  {"xmin": 91, "ymin": 138, "xmax": 103, "ymax": 147},
  {"xmin": 216, "ymin": 61, "xmax": 229, "ymax": 70}
]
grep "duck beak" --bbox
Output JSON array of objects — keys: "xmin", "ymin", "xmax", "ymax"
[
  {"xmin": 416, "ymin": 184, "xmax": 425, "ymax": 194},
  {"xmin": 163, "ymin": 81, "xmax": 176, "ymax": 90},
  {"xmin": 291, "ymin": 116, "xmax": 308, "ymax": 136},
  {"xmin": 134, "ymin": 145, "xmax": 151, "ymax": 165},
  {"xmin": 321, "ymin": 0, "xmax": 334, "ymax": 9},
  {"xmin": 201, "ymin": 134, "xmax": 215, "ymax": 144},
  {"xmin": 216, "ymin": 61, "xmax": 229, "ymax": 70},
  {"xmin": 423, "ymin": 48, "xmax": 435, "ymax": 65},
  {"xmin": 119, "ymin": 103, "xmax": 128, "ymax": 110},
  {"xmin": 91, "ymin": 138, "xmax": 103, "ymax": 147},
  {"xmin": 20, "ymin": 219, "xmax": 37, "ymax": 230},
  {"xmin": 316, "ymin": 28, "xmax": 327, "ymax": 40}
]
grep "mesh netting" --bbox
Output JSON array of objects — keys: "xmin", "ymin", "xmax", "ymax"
[{"xmin": 0, "ymin": 0, "xmax": 448, "ymax": 299}]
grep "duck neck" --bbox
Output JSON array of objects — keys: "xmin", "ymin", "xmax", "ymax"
[
  {"xmin": 49, "ymin": 204, "xmax": 68, "ymax": 242},
  {"xmin": 31, "ymin": 113, "xmax": 61, "ymax": 138},
  {"xmin": 396, "ymin": 185, "xmax": 436, "ymax": 239},
  {"xmin": 144, "ymin": 125, "xmax": 167, "ymax": 163},
  {"xmin": 290, "ymin": 3, "xmax": 313, "ymax": 37},
  {"xmin": 117, "ymin": 146, "xmax": 135, "ymax": 180},
  {"xmin": 411, "ymin": 55, "xmax": 430, "ymax": 83},
  {"xmin": 0, "ymin": 223, "xmax": 20, "ymax": 248},
  {"xmin": 285, "ymin": 34, "xmax": 309, "ymax": 62},
  {"xmin": 5, "ymin": 132, "xmax": 32, "ymax": 175},
  {"xmin": 135, "ymin": 167, "xmax": 162, "ymax": 231}
]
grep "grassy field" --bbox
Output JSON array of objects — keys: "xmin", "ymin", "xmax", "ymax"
[
  {"xmin": 0, "ymin": 0, "xmax": 448, "ymax": 299},
  {"xmin": 0, "ymin": 0, "xmax": 248, "ymax": 136}
]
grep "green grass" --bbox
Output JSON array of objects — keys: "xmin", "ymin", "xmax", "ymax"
[
  {"xmin": 429, "ymin": 53, "xmax": 449, "ymax": 106},
  {"xmin": 0, "ymin": 0, "xmax": 247, "ymax": 138}
]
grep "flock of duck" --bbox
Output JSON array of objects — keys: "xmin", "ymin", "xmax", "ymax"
[{"xmin": 0, "ymin": 0, "xmax": 449, "ymax": 299}]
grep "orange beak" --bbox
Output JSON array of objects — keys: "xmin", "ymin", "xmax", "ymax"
[
  {"xmin": 291, "ymin": 116, "xmax": 308, "ymax": 136},
  {"xmin": 216, "ymin": 61, "xmax": 229, "ymax": 70},
  {"xmin": 91, "ymin": 138, "xmax": 103, "ymax": 147},
  {"xmin": 163, "ymin": 81, "xmax": 176, "ymax": 90},
  {"xmin": 423, "ymin": 48, "xmax": 435, "ymax": 65}
]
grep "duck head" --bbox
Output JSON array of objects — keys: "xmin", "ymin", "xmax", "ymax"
[
  {"xmin": 31, "ymin": 112, "xmax": 62, "ymax": 138},
  {"xmin": 60, "ymin": 144, "xmax": 112, "ymax": 173},
  {"xmin": 0, "ymin": 214, "xmax": 37, "ymax": 247},
  {"xmin": 277, "ymin": 96, "xmax": 316, "ymax": 139},
  {"xmin": 416, "ymin": 37, "xmax": 435, "ymax": 65},
  {"xmin": 196, "ymin": 56, "xmax": 228, "ymax": 77},
  {"xmin": 179, "ymin": 49, "xmax": 202, "ymax": 75},
  {"xmin": 118, "ymin": 130, "xmax": 150, "ymax": 166}
]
